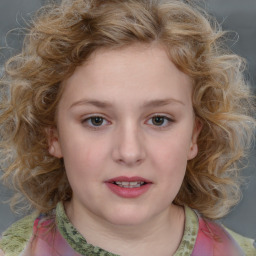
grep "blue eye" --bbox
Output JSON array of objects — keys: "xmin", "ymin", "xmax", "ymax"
[{"xmin": 148, "ymin": 115, "xmax": 173, "ymax": 127}]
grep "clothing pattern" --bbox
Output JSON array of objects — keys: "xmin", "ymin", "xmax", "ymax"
[{"xmin": 0, "ymin": 202, "xmax": 255, "ymax": 256}]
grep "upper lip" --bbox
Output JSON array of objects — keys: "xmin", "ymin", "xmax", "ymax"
[{"xmin": 105, "ymin": 176, "xmax": 152, "ymax": 183}]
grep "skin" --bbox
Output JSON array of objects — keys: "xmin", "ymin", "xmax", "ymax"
[{"xmin": 49, "ymin": 44, "xmax": 201, "ymax": 256}]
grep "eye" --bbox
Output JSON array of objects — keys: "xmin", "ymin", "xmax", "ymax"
[
  {"xmin": 147, "ymin": 115, "xmax": 174, "ymax": 128},
  {"xmin": 82, "ymin": 116, "xmax": 110, "ymax": 128}
]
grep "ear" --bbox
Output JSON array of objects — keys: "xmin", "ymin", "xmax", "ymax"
[
  {"xmin": 45, "ymin": 127, "xmax": 63, "ymax": 158},
  {"xmin": 187, "ymin": 118, "xmax": 202, "ymax": 160}
]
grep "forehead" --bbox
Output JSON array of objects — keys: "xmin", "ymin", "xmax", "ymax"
[
  {"xmin": 60, "ymin": 44, "xmax": 193, "ymax": 108},
  {"xmin": 81, "ymin": 43, "xmax": 187, "ymax": 80}
]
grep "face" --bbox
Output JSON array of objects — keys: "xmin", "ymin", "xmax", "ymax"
[{"xmin": 49, "ymin": 44, "xmax": 201, "ymax": 226}]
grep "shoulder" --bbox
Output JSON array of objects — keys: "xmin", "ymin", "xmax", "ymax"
[
  {"xmin": 224, "ymin": 226, "xmax": 256, "ymax": 256},
  {"xmin": 0, "ymin": 213, "xmax": 37, "ymax": 256},
  {"xmin": 195, "ymin": 215, "xmax": 256, "ymax": 256}
]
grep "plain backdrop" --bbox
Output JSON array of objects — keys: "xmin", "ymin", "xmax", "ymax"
[{"xmin": 0, "ymin": 0, "xmax": 256, "ymax": 240}]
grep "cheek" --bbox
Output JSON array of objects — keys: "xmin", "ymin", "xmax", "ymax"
[
  {"xmin": 151, "ymin": 133, "xmax": 191, "ymax": 165},
  {"xmin": 62, "ymin": 141, "xmax": 105, "ymax": 197},
  {"xmin": 61, "ymin": 136, "xmax": 110, "ymax": 177},
  {"xmin": 149, "ymin": 133, "xmax": 191, "ymax": 184}
]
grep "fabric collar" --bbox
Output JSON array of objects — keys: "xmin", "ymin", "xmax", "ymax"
[{"xmin": 56, "ymin": 202, "xmax": 199, "ymax": 256}]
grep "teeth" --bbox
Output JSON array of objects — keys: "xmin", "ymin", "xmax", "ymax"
[
  {"xmin": 114, "ymin": 181, "xmax": 145, "ymax": 188},
  {"xmin": 130, "ymin": 182, "xmax": 139, "ymax": 186},
  {"xmin": 116, "ymin": 181, "xmax": 129, "ymax": 186}
]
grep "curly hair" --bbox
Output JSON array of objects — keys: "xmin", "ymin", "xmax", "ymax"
[{"xmin": 0, "ymin": 0, "xmax": 255, "ymax": 219}]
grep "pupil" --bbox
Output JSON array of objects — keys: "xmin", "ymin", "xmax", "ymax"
[
  {"xmin": 91, "ymin": 117, "xmax": 103, "ymax": 126},
  {"xmin": 153, "ymin": 116, "xmax": 164, "ymax": 126}
]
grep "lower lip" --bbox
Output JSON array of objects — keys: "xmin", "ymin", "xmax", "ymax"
[{"xmin": 105, "ymin": 183, "xmax": 152, "ymax": 198}]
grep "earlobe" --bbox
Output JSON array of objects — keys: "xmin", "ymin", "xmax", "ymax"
[
  {"xmin": 45, "ymin": 127, "xmax": 63, "ymax": 158},
  {"xmin": 188, "ymin": 143, "xmax": 198, "ymax": 160},
  {"xmin": 49, "ymin": 145, "xmax": 55, "ymax": 155},
  {"xmin": 188, "ymin": 118, "xmax": 203, "ymax": 160}
]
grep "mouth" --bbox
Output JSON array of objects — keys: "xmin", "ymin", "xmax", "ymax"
[
  {"xmin": 111, "ymin": 181, "xmax": 147, "ymax": 188},
  {"xmin": 104, "ymin": 176, "xmax": 152, "ymax": 198},
  {"xmin": 105, "ymin": 176, "xmax": 152, "ymax": 188}
]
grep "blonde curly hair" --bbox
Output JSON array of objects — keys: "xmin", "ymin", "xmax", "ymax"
[{"xmin": 0, "ymin": 0, "xmax": 255, "ymax": 219}]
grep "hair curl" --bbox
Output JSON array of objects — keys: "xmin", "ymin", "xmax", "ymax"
[{"xmin": 0, "ymin": 0, "xmax": 255, "ymax": 219}]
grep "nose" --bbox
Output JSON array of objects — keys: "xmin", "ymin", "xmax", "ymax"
[{"xmin": 112, "ymin": 122, "xmax": 146, "ymax": 167}]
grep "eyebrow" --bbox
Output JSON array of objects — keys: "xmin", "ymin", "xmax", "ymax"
[
  {"xmin": 70, "ymin": 99, "xmax": 111, "ymax": 109},
  {"xmin": 143, "ymin": 98, "xmax": 185, "ymax": 108},
  {"xmin": 69, "ymin": 98, "xmax": 185, "ymax": 109}
]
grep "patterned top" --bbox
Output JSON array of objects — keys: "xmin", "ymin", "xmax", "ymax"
[{"xmin": 0, "ymin": 202, "xmax": 255, "ymax": 256}]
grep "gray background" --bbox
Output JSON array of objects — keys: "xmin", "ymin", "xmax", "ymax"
[{"xmin": 0, "ymin": 0, "xmax": 255, "ymax": 239}]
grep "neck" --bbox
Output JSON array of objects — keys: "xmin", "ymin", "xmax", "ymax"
[{"xmin": 65, "ymin": 201, "xmax": 185, "ymax": 256}]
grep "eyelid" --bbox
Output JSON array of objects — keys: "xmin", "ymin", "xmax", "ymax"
[
  {"xmin": 147, "ymin": 113, "xmax": 175, "ymax": 121},
  {"xmin": 81, "ymin": 114, "xmax": 111, "ymax": 129},
  {"xmin": 146, "ymin": 114, "xmax": 175, "ymax": 128},
  {"xmin": 81, "ymin": 113, "xmax": 108, "ymax": 119}
]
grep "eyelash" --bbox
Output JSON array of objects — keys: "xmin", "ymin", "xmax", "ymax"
[
  {"xmin": 147, "ymin": 115, "xmax": 174, "ymax": 129},
  {"xmin": 81, "ymin": 114, "xmax": 174, "ymax": 130},
  {"xmin": 81, "ymin": 115, "xmax": 110, "ymax": 130}
]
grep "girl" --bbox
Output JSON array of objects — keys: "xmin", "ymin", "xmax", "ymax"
[{"xmin": 0, "ymin": 0, "xmax": 255, "ymax": 255}]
